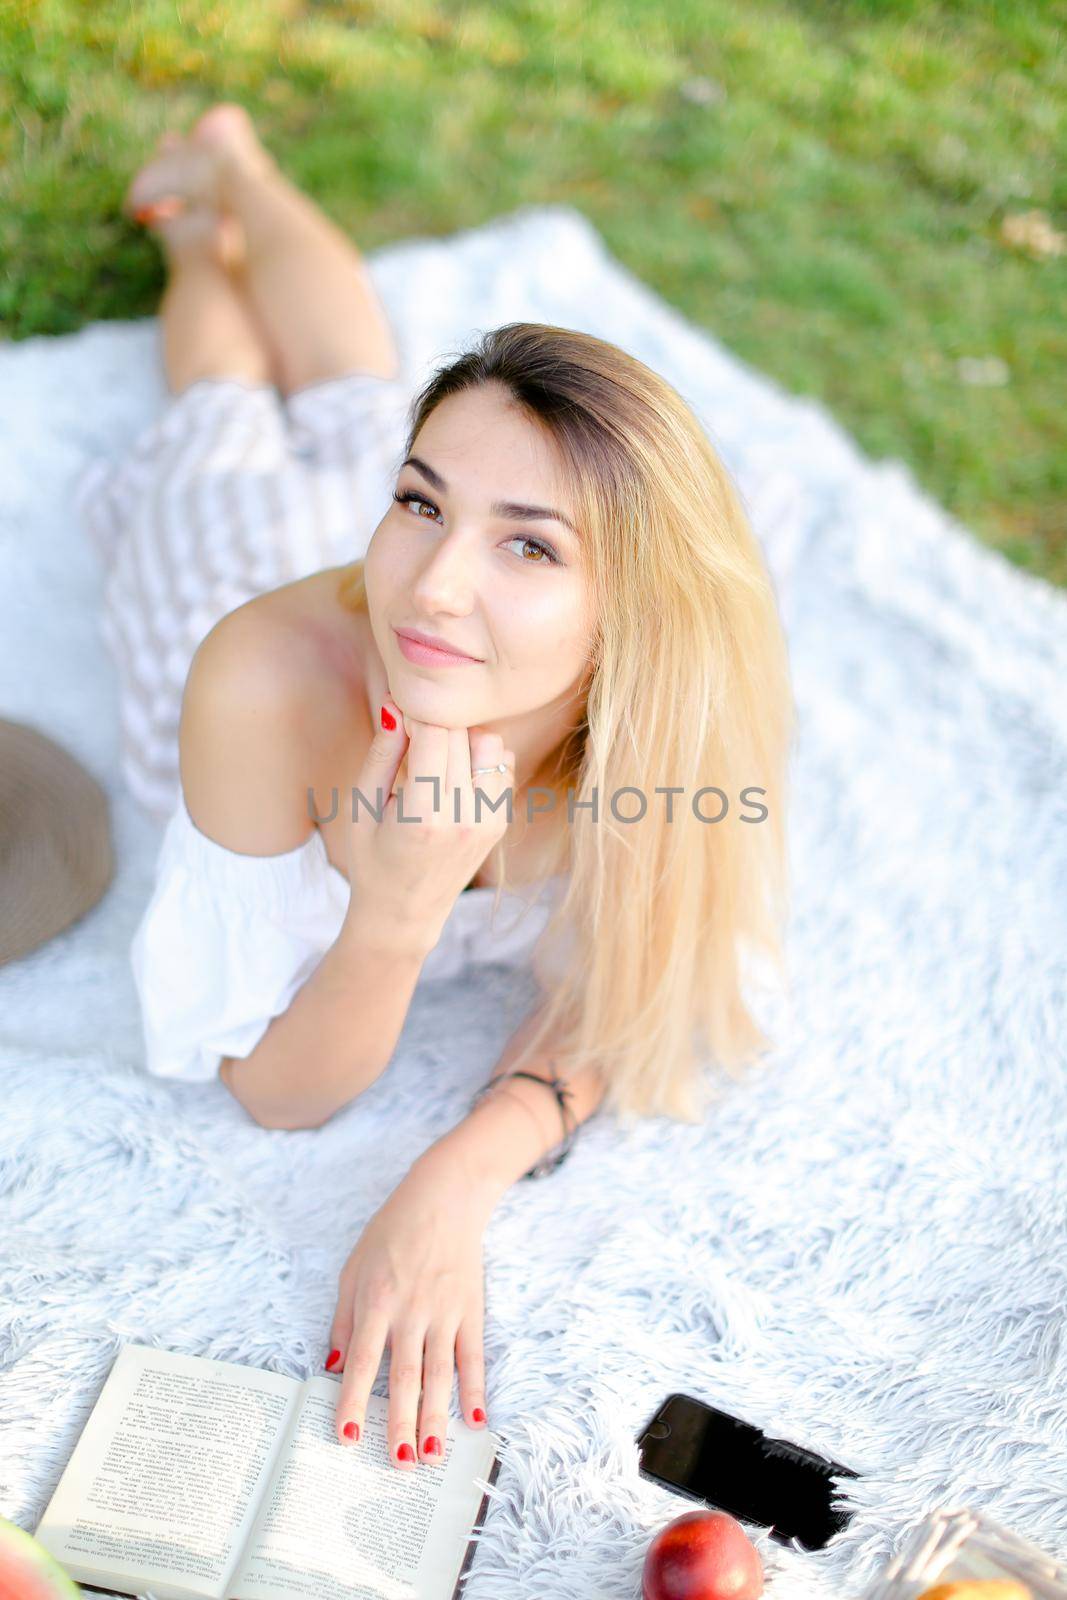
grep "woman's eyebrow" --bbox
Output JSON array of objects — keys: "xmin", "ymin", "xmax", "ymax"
[{"xmin": 400, "ymin": 454, "xmax": 578, "ymax": 535}]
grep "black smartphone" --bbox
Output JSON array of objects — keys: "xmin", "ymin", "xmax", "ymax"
[{"xmin": 637, "ymin": 1392, "xmax": 860, "ymax": 1552}]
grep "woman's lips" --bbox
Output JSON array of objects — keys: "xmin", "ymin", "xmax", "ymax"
[{"xmin": 394, "ymin": 628, "xmax": 482, "ymax": 667}]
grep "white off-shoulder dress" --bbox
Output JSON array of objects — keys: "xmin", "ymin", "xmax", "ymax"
[
  {"xmin": 131, "ymin": 792, "xmax": 568, "ymax": 1084},
  {"xmin": 75, "ymin": 370, "xmax": 569, "ymax": 1087}
]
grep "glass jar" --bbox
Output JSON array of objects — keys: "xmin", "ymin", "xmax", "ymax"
[{"xmin": 861, "ymin": 1506, "xmax": 1067, "ymax": 1599}]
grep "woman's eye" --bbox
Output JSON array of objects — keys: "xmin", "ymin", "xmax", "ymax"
[
  {"xmin": 392, "ymin": 489, "xmax": 439, "ymax": 520},
  {"xmin": 392, "ymin": 489, "xmax": 560, "ymax": 566},
  {"xmin": 501, "ymin": 535, "xmax": 561, "ymax": 566}
]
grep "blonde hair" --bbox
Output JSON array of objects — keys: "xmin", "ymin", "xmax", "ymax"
[{"xmin": 338, "ymin": 322, "xmax": 797, "ymax": 1127}]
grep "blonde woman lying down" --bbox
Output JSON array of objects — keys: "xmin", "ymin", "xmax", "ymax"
[{"xmin": 77, "ymin": 104, "xmax": 796, "ymax": 1475}]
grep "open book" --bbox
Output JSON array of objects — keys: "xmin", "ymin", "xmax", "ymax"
[{"xmin": 33, "ymin": 1342, "xmax": 502, "ymax": 1600}]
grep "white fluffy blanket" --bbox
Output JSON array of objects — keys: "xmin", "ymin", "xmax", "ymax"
[{"xmin": 2, "ymin": 205, "xmax": 1066, "ymax": 1600}]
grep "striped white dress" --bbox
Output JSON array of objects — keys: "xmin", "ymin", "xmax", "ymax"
[{"xmin": 74, "ymin": 370, "xmax": 413, "ymax": 823}]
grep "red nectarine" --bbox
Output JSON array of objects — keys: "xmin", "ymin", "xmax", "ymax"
[{"xmin": 642, "ymin": 1509, "xmax": 764, "ymax": 1600}]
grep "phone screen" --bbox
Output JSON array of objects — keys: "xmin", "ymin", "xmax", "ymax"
[{"xmin": 637, "ymin": 1393, "xmax": 860, "ymax": 1552}]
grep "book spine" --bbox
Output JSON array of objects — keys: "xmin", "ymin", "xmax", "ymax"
[{"xmin": 451, "ymin": 1451, "xmax": 504, "ymax": 1598}]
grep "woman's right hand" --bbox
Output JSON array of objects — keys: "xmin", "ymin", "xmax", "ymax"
[{"xmin": 342, "ymin": 699, "xmax": 515, "ymax": 952}]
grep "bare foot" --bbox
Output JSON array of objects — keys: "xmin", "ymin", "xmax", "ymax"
[
  {"xmin": 149, "ymin": 204, "xmax": 247, "ymax": 272},
  {"xmin": 189, "ymin": 103, "xmax": 275, "ymax": 180},
  {"xmin": 123, "ymin": 103, "xmax": 275, "ymax": 268}
]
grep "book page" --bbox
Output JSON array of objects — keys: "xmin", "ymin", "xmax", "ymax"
[
  {"xmin": 34, "ymin": 1343, "xmax": 302, "ymax": 1600},
  {"xmin": 231, "ymin": 1375, "xmax": 500, "ymax": 1600}
]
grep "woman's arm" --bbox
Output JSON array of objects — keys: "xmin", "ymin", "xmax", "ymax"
[
  {"xmin": 323, "ymin": 1010, "xmax": 606, "ymax": 1463},
  {"xmin": 414, "ymin": 1058, "xmax": 607, "ymax": 1195},
  {"xmin": 182, "ymin": 609, "xmax": 439, "ymax": 1131},
  {"xmin": 409, "ymin": 1004, "xmax": 607, "ymax": 1198},
  {"xmin": 219, "ymin": 909, "xmax": 435, "ymax": 1130}
]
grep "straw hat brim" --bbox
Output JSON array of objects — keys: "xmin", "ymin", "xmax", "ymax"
[{"xmin": 0, "ymin": 718, "xmax": 115, "ymax": 966}]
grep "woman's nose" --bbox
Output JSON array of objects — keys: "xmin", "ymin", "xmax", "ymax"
[{"xmin": 411, "ymin": 534, "xmax": 480, "ymax": 610}]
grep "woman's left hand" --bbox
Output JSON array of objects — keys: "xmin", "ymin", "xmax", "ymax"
[{"xmin": 324, "ymin": 1148, "xmax": 498, "ymax": 1468}]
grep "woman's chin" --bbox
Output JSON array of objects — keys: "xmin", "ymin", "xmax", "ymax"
[{"xmin": 389, "ymin": 684, "xmax": 477, "ymax": 731}]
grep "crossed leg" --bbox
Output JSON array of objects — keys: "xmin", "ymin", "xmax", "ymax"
[{"xmin": 126, "ymin": 105, "xmax": 401, "ymax": 398}]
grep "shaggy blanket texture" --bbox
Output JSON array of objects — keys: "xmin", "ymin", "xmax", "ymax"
[{"xmin": 1, "ymin": 205, "xmax": 1066, "ymax": 1600}]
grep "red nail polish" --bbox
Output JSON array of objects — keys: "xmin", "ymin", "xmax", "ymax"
[
  {"xmin": 380, "ymin": 705, "xmax": 396, "ymax": 731},
  {"xmin": 397, "ymin": 1442, "xmax": 415, "ymax": 1462},
  {"xmin": 424, "ymin": 1435, "xmax": 441, "ymax": 1456},
  {"xmin": 343, "ymin": 1421, "xmax": 359, "ymax": 1441},
  {"xmin": 472, "ymin": 1407, "xmax": 486, "ymax": 1424},
  {"xmin": 325, "ymin": 1349, "xmax": 341, "ymax": 1370},
  {"xmin": 135, "ymin": 199, "xmax": 182, "ymax": 225}
]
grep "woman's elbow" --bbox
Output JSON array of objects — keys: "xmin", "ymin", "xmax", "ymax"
[{"xmin": 218, "ymin": 1056, "xmax": 325, "ymax": 1131}]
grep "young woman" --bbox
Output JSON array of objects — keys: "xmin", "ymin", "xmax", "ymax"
[{"xmin": 77, "ymin": 105, "xmax": 796, "ymax": 1476}]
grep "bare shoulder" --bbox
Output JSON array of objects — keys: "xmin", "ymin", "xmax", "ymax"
[{"xmin": 178, "ymin": 568, "xmax": 371, "ymax": 855}]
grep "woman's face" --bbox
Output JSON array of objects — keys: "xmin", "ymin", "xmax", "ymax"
[{"xmin": 363, "ymin": 381, "xmax": 593, "ymax": 733}]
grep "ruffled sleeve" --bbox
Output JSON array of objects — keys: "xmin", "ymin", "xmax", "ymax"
[{"xmin": 129, "ymin": 794, "xmax": 351, "ymax": 1083}]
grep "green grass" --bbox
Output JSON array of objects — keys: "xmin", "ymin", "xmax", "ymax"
[{"xmin": 2, "ymin": 0, "xmax": 1064, "ymax": 584}]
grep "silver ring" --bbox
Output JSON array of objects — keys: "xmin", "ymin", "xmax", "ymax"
[{"xmin": 471, "ymin": 762, "xmax": 510, "ymax": 776}]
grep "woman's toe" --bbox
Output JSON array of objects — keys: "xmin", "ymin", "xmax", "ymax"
[
  {"xmin": 125, "ymin": 154, "xmax": 181, "ymax": 214},
  {"xmin": 135, "ymin": 197, "xmax": 185, "ymax": 227},
  {"xmin": 124, "ymin": 146, "xmax": 219, "ymax": 218}
]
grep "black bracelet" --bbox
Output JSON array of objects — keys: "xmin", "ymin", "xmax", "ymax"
[{"xmin": 469, "ymin": 1062, "xmax": 578, "ymax": 1180}]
